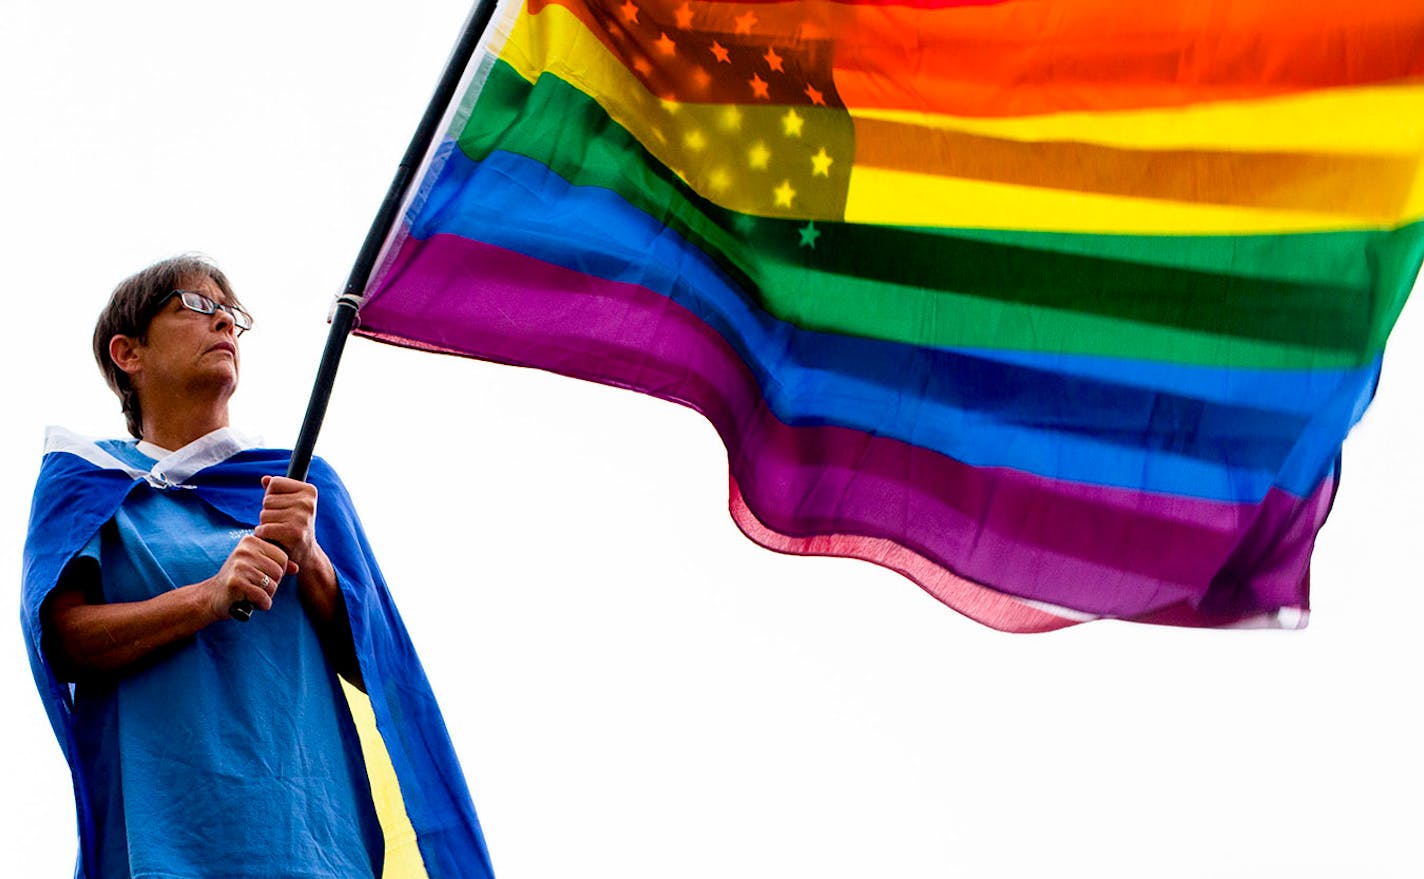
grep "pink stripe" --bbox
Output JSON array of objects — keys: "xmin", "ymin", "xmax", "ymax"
[{"xmin": 359, "ymin": 233, "xmax": 1333, "ymax": 621}]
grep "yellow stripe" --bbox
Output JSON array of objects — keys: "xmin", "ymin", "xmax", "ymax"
[
  {"xmin": 850, "ymin": 84, "xmax": 1424, "ymax": 155},
  {"xmin": 846, "ymin": 166, "xmax": 1424, "ymax": 233},
  {"xmin": 344, "ymin": 680, "xmax": 430, "ymax": 879}
]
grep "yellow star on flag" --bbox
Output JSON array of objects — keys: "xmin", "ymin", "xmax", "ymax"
[
  {"xmin": 781, "ymin": 109, "xmax": 804, "ymax": 137},
  {"xmin": 773, "ymin": 179, "xmax": 797, "ymax": 208},
  {"xmin": 748, "ymin": 141, "xmax": 771, "ymax": 169},
  {"xmin": 811, "ymin": 147, "xmax": 833, "ymax": 176}
]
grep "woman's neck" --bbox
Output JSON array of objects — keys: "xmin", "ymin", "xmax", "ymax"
[{"xmin": 139, "ymin": 392, "xmax": 231, "ymax": 452}]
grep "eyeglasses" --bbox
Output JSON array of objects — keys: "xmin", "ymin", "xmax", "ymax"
[{"xmin": 167, "ymin": 290, "xmax": 254, "ymax": 336}]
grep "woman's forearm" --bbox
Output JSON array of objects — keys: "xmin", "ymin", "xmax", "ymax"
[{"xmin": 44, "ymin": 582, "xmax": 220, "ymax": 680}]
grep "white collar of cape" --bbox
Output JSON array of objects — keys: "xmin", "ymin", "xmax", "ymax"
[{"xmin": 44, "ymin": 425, "xmax": 263, "ymax": 490}]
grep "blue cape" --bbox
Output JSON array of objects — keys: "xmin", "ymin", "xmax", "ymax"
[{"xmin": 21, "ymin": 431, "xmax": 495, "ymax": 879}]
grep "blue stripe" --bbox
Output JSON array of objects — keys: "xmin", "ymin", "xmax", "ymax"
[
  {"xmin": 404, "ymin": 145, "xmax": 1371, "ymax": 500},
  {"xmin": 953, "ymin": 345, "xmax": 1376, "ymax": 415}
]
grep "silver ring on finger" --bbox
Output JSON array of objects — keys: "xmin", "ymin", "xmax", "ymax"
[{"xmin": 260, "ymin": 573, "xmax": 270, "ymax": 591}]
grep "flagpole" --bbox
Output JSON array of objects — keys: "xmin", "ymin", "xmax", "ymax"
[
  {"xmin": 232, "ymin": 0, "xmax": 501, "ymax": 622},
  {"xmin": 289, "ymin": 0, "xmax": 499, "ymax": 482}
]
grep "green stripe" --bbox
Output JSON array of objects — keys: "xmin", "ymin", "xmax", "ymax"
[{"xmin": 454, "ymin": 61, "xmax": 1424, "ymax": 368}]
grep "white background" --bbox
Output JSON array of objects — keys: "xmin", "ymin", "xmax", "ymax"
[{"xmin": 3, "ymin": 2, "xmax": 1421, "ymax": 876}]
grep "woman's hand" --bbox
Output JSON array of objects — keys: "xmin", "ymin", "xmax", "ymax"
[
  {"xmin": 203, "ymin": 534, "xmax": 291, "ymax": 620},
  {"xmin": 255, "ymin": 475, "xmax": 320, "ymax": 571}
]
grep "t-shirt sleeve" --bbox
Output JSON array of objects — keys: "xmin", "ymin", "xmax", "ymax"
[{"xmin": 54, "ymin": 530, "xmax": 104, "ymax": 605}]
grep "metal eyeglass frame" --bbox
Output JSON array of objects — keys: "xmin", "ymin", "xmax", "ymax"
[{"xmin": 167, "ymin": 290, "xmax": 254, "ymax": 336}]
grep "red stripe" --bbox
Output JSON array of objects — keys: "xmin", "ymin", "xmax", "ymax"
[{"xmin": 529, "ymin": 0, "xmax": 1424, "ymax": 115}]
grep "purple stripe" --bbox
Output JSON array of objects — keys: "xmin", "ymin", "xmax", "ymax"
[{"xmin": 359, "ymin": 233, "xmax": 1332, "ymax": 618}]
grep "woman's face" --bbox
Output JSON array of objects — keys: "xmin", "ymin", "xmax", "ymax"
[{"xmin": 128, "ymin": 275, "xmax": 242, "ymax": 403}]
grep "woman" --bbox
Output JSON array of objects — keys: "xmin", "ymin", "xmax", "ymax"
[{"xmin": 22, "ymin": 256, "xmax": 493, "ymax": 879}]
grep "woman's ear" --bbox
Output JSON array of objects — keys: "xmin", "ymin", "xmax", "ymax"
[{"xmin": 108, "ymin": 334, "xmax": 143, "ymax": 377}]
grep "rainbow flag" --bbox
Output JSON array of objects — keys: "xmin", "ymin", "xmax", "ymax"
[{"xmin": 357, "ymin": 0, "xmax": 1424, "ymax": 631}]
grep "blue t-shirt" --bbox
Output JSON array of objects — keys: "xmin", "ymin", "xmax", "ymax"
[{"xmin": 68, "ymin": 443, "xmax": 382, "ymax": 879}]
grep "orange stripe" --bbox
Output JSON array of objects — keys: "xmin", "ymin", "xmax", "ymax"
[
  {"xmin": 530, "ymin": 0, "xmax": 1424, "ymax": 116},
  {"xmin": 852, "ymin": 116, "xmax": 1421, "ymax": 219}
]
